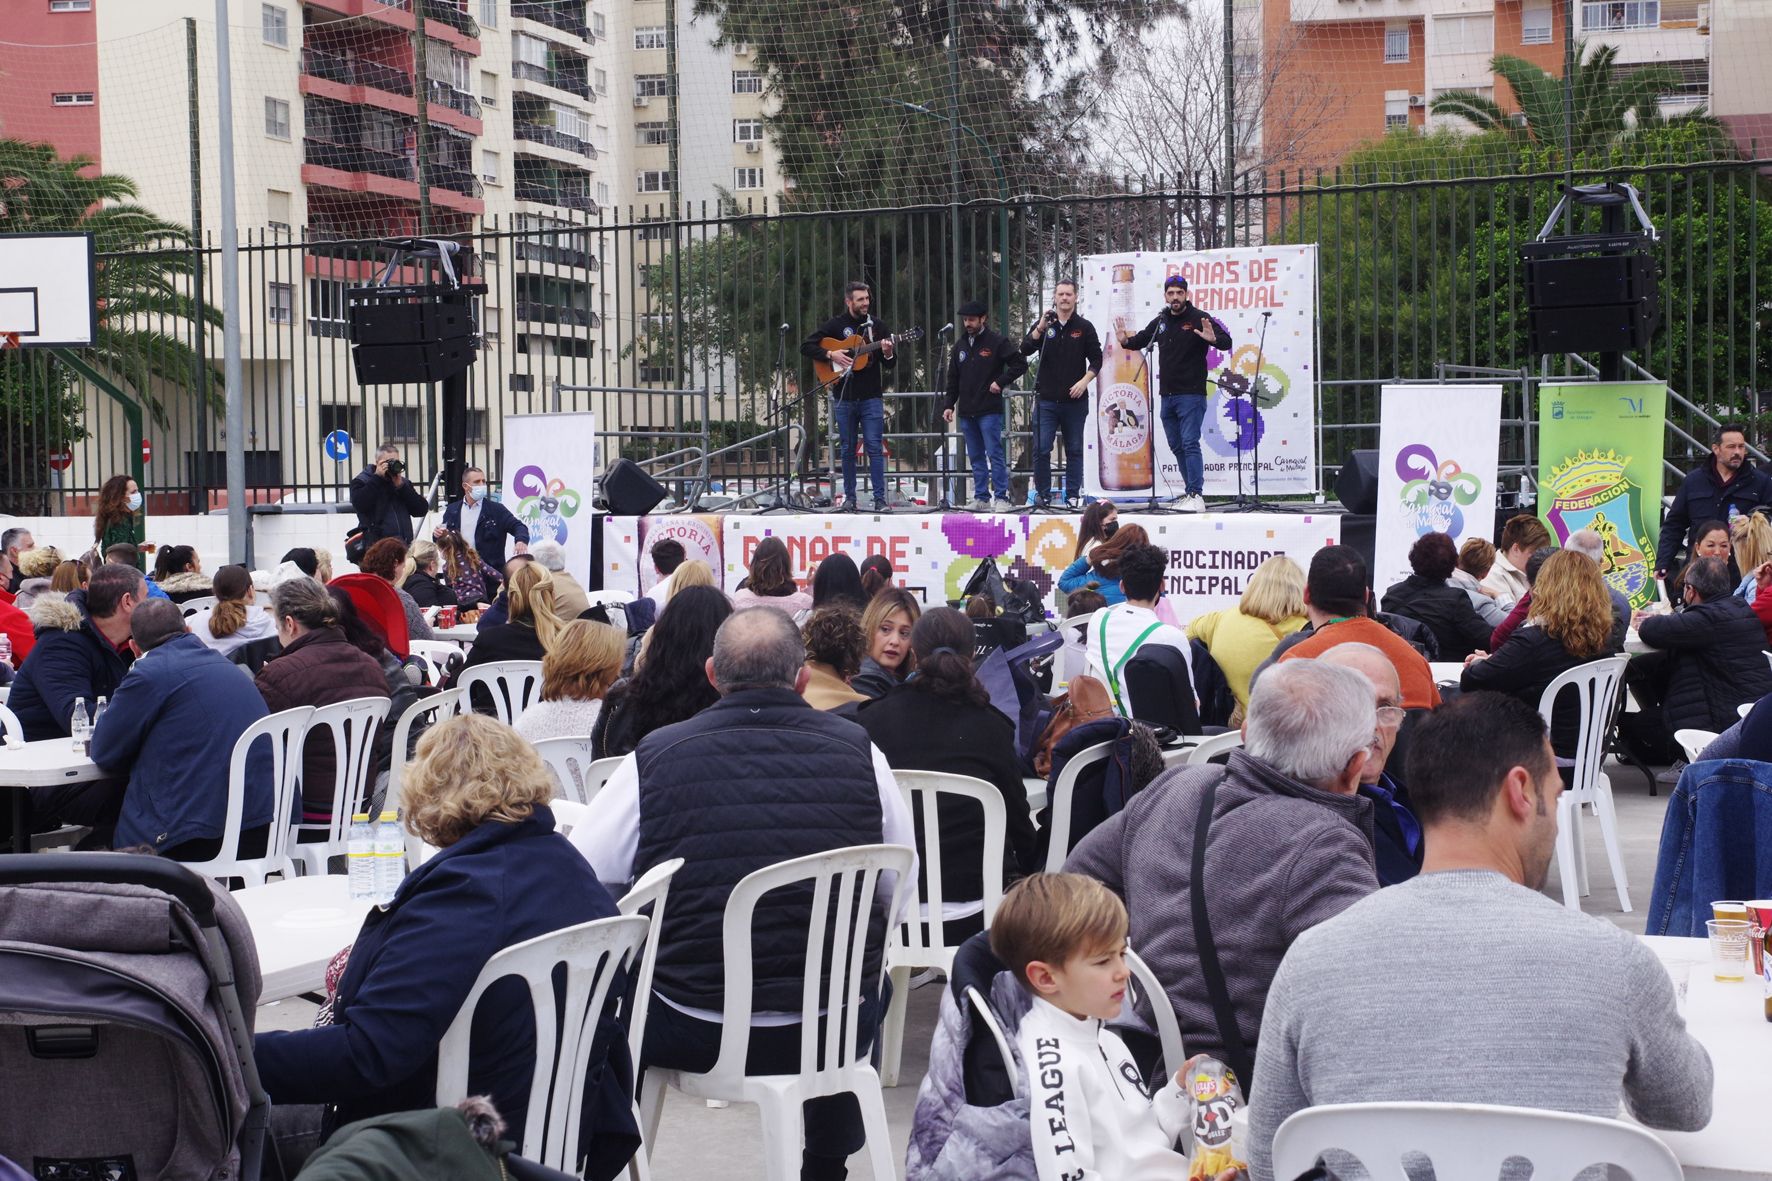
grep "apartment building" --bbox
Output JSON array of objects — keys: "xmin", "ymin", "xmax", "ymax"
[{"xmin": 1257, "ymin": 0, "xmax": 1724, "ymax": 171}]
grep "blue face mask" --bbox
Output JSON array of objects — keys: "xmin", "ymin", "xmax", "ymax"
[
  {"xmin": 126, "ymin": 492, "xmax": 143, "ymax": 512},
  {"xmin": 468, "ymin": 484, "xmax": 488, "ymax": 503}
]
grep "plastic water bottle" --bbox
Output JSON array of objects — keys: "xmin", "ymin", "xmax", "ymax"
[
  {"xmin": 348, "ymin": 813, "xmax": 376, "ymax": 902},
  {"xmin": 92, "ymin": 696, "xmax": 108, "ymax": 733},
  {"xmin": 0, "ymin": 632, "xmax": 12, "ymax": 668},
  {"xmin": 69, "ymin": 698, "xmax": 90, "ymax": 756},
  {"xmin": 373, "ymin": 810, "xmax": 405, "ymax": 903}
]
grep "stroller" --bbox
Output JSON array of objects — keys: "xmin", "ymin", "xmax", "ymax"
[{"xmin": 0, "ymin": 853, "xmax": 268, "ymax": 1181}]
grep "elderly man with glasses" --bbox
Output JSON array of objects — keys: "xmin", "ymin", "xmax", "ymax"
[{"xmin": 1319, "ymin": 642, "xmax": 1422, "ymax": 885}]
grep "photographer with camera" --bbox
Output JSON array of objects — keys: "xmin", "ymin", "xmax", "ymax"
[{"xmin": 348, "ymin": 443, "xmax": 430, "ymax": 565}]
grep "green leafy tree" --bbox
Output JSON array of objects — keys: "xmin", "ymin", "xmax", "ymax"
[
  {"xmin": 1431, "ymin": 41, "xmax": 1729, "ymax": 159},
  {"xmin": 0, "ymin": 139, "xmax": 221, "ymax": 511}
]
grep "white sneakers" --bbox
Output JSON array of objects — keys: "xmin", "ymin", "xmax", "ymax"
[
  {"xmin": 1179, "ymin": 494, "xmax": 1206, "ymax": 512},
  {"xmin": 991, "ymin": 497, "xmax": 1016, "ymax": 513},
  {"xmin": 968, "ymin": 497, "xmax": 990, "ymax": 512}
]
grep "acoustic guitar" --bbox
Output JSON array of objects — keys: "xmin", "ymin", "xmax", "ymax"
[{"xmin": 813, "ymin": 326, "xmax": 924, "ymax": 386}]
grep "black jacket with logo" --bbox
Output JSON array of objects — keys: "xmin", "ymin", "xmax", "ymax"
[
  {"xmin": 943, "ymin": 327, "xmax": 1027, "ymax": 417},
  {"xmin": 801, "ymin": 311, "xmax": 896, "ymax": 401},
  {"xmin": 1019, "ymin": 313, "xmax": 1104, "ymax": 401},
  {"xmin": 1121, "ymin": 304, "xmax": 1233, "ymax": 395}
]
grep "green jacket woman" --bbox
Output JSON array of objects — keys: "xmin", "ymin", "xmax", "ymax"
[{"xmin": 94, "ymin": 474, "xmax": 145, "ymax": 569}]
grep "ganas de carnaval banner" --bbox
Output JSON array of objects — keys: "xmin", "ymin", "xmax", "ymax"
[
  {"xmin": 602, "ymin": 512, "xmax": 1341, "ymax": 618},
  {"xmin": 1373, "ymin": 384, "xmax": 1503, "ymax": 590},
  {"xmin": 1078, "ymin": 245, "xmax": 1319, "ymax": 500},
  {"xmin": 1536, "ymin": 381, "xmax": 1668, "ymax": 609}
]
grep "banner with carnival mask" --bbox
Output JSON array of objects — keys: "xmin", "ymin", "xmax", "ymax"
[
  {"xmin": 1373, "ymin": 384, "xmax": 1503, "ymax": 592},
  {"xmin": 502, "ymin": 412, "xmax": 596, "ymax": 588},
  {"xmin": 1536, "ymin": 381, "xmax": 1667, "ymax": 610}
]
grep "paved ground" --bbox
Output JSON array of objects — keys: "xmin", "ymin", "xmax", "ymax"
[{"xmin": 256, "ymin": 755, "xmax": 1670, "ymax": 1179}]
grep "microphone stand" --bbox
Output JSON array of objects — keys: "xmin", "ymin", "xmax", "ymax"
[
  {"xmin": 1129, "ymin": 342, "xmax": 1178, "ymax": 517},
  {"xmin": 1222, "ymin": 310, "xmax": 1306, "ymax": 514},
  {"xmin": 935, "ymin": 324, "xmax": 955, "ymax": 511}
]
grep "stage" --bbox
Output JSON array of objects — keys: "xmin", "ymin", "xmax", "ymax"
[{"xmin": 601, "ymin": 508, "xmax": 1348, "ymax": 615}]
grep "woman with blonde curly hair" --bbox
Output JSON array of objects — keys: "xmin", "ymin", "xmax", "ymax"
[
  {"xmin": 253, "ymin": 713, "xmax": 638, "ymax": 1171},
  {"xmin": 1731, "ymin": 511, "xmax": 1772, "ymax": 600},
  {"xmin": 1462, "ymin": 549, "xmax": 1624, "ymax": 756}
]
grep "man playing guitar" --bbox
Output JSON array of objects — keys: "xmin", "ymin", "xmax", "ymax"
[{"xmin": 802, "ymin": 280, "xmax": 897, "ymax": 512}]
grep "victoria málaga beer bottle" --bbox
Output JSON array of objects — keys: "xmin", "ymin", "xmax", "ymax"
[{"xmin": 1098, "ymin": 263, "xmax": 1154, "ymax": 492}]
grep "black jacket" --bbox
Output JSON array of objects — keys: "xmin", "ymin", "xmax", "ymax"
[
  {"xmin": 801, "ymin": 310, "xmax": 896, "ymax": 401},
  {"xmin": 350, "ymin": 466, "xmax": 430, "ymax": 549},
  {"xmin": 1361, "ymin": 777, "xmax": 1423, "ymax": 887},
  {"xmin": 1121, "ymin": 305, "xmax": 1232, "ymax": 395},
  {"xmin": 854, "ymin": 686, "xmax": 1040, "ymax": 897},
  {"xmin": 1656, "ymin": 458, "xmax": 1772, "ymax": 574},
  {"xmin": 1380, "ymin": 574, "xmax": 1495, "ymax": 663},
  {"xmin": 440, "ymin": 496, "xmax": 529, "ymax": 571},
  {"xmin": 1019, "ymin": 313, "xmax": 1104, "ymax": 401},
  {"xmin": 943, "ymin": 327, "xmax": 1026, "ymax": 418},
  {"xmin": 6, "ymin": 589, "xmax": 134, "ymax": 741},
  {"xmin": 1460, "ymin": 622, "xmax": 1627, "ymax": 757},
  {"xmin": 1639, "ymin": 594, "xmax": 1772, "ymax": 733},
  {"xmin": 631, "ymin": 687, "xmax": 885, "ymax": 1010},
  {"xmin": 402, "ymin": 570, "xmax": 457, "ymax": 609}
]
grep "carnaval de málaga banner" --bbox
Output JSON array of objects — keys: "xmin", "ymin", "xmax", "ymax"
[
  {"xmin": 1373, "ymin": 384, "xmax": 1503, "ymax": 590},
  {"xmin": 501, "ymin": 413, "xmax": 598, "ymax": 588},
  {"xmin": 1078, "ymin": 245, "xmax": 1319, "ymax": 500}
]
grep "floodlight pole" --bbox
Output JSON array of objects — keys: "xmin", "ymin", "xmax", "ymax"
[{"xmin": 215, "ymin": 0, "xmax": 247, "ymax": 563}]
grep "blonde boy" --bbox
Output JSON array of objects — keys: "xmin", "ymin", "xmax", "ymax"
[{"xmin": 992, "ymin": 873, "xmax": 1191, "ymax": 1181}]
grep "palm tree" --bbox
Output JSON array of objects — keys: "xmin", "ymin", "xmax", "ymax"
[
  {"xmin": 1430, "ymin": 41, "xmax": 1727, "ymax": 159},
  {"xmin": 0, "ymin": 139, "xmax": 221, "ymax": 511}
]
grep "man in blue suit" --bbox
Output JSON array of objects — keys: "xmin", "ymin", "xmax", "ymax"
[{"xmin": 439, "ymin": 466, "xmax": 529, "ymax": 570}]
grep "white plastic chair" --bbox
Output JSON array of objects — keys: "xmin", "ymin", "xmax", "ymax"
[
  {"xmin": 617, "ymin": 856, "xmax": 683, "ymax": 1179},
  {"xmin": 185, "ymin": 706, "xmax": 313, "ymax": 888},
  {"xmin": 1538, "ymin": 655, "xmax": 1631, "ymax": 913},
  {"xmin": 0, "ymin": 703, "xmax": 22, "ymax": 748},
  {"xmin": 638, "ymin": 844, "xmax": 915, "ymax": 1181},
  {"xmin": 534, "ymin": 739, "xmax": 618, "ymax": 805},
  {"xmin": 406, "ymin": 639, "xmax": 461, "ymax": 687},
  {"xmin": 435, "ymin": 914, "xmax": 653, "ymax": 1174},
  {"xmin": 1673, "ymin": 728, "xmax": 1719, "ymax": 766},
  {"xmin": 549, "ymin": 798, "xmax": 589, "ymax": 837},
  {"xmin": 384, "ymin": 689, "xmax": 463, "ymax": 869},
  {"xmin": 1271, "ymin": 1101, "xmax": 1682, "ymax": 1181},
  {"xmin": 879, "ymin": 771, "xmax": 1008, "ymax": 1086},
  {"xmin": 1042, "ymin": 740, "xmax": 1116, "ymax": 873},
  {"xmin": 1124, "ymin": 947, "xmax": 1185, "ymax": 1079},
  {"xmin": 1739, "ymin": 701, "xmax": 1755, "ymax": 720},
  {"xmin": 178, "ymin": 595, "xmax": 218, "ymax": 618},
  {"xmin": 1173, "ymin": 730, "xmax": 1244, "ymax": 767},
  {"xmin": 457, "ymin": 659, "xmax": 544, "ymax": 725},
  {"xmin": 290, "ymin": 696, "xmax": 392, "ymax": 877}
]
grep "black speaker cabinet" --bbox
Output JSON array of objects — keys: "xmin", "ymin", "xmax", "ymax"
[
  {"xmin": 1335, "ymin": 449, "xmax": 1380, "ymax": 515},
  {"xmin": 1521, "ymin": 234, "xmax": 1660, "ymax": 355},
  {"xmin": 346, "ymin": 282, "xmax": 479, "ymax": 385},
  {"xmin": 603, "ymin": 458, "xmax": 669, "ymax": 516},
  {"xmin": 349, "ymin": 337, "xmax": 478, "ymax": 384}
]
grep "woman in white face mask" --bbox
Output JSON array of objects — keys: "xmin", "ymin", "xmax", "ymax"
[{"xmin": 94, "ymin": 474, "xmax": 147, "ymax": 570}]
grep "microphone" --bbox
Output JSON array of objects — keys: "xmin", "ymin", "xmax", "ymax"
[
  {"xmin": 778, "ymin": 322, "xmax": 791, "ymax": 333},
  {"xmin": 862, "ymin": 313, "xmax": 875, "ymax": 343},
  {"xmin": 1044, "ymin": 308, "xmax": 1058, "ymax": 324},
  {"xmin": 1261, "ymin": 310, "xmax": 1273, "ymax": 319},
  {"xmin": 938, "ymin": 322, "xmax": 955, "ymax": 338}
]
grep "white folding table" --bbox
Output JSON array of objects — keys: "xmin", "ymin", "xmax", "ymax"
[
  {"xmin": 0, "ymin": 738, "xmax": 104, "ymax": 854},
  {"xmin": 236, "ymin": 875, "xmax": 376, "ymax": 1003}
]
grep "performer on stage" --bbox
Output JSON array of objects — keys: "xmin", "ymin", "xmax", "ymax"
[
  {"xmin": 802, "ymin": 281, "xmax": 896, "ymax": 512},
  {"xmin": 1020, "ymin": 279, "xmax": 1102, "ymax": 507},
  {"xmin": 943, "ymin": 299, "xmax": 1027, "ymax": 513},
  {"xmin": 1116, "ymin": 274, "xmax": 1232, "ymax": 513}
]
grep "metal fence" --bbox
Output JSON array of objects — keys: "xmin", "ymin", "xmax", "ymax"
[{"xmin": 5, "ymin": 155, "xmax": 1768, "ymax": 514}]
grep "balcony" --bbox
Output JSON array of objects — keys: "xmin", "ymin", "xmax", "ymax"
[
  {"xmin": 514, "ymin": 238, "xmax": 601, "ymax": 270},
  {"xmin": 513, "ymin": 180, "xmax": 598, "ymax": 211},
  {"xmin": 514, "ymin": 121, "xmax": 596, "ymax": 157},
  {"xmin": 512, "ymin": 0, "xmax": 589, "ymax": 41},
  {"xmin": 426, "ymin": 78, "xmax": 482, "ymax": 118},
  {"xmin": 419, "ymin": 0, "xmax": 480, "ymax": 38},
  {"xmin": 511, "ymin": 59, "xmax": 592, "ymax": 99},
  {"xmin": 516, "ymin": 300, "xmax": 600, "ymax": 327},
  {"xmin": 301, "ymin": 47, "xmax": 413, "ymax": 97},
  {"xmin": 305, "ymin": 136, "xmax": 416, "ymax": 182},
  {"xmin": 429, "ymin": 162, "xmax": 484, "ymax": 198}
]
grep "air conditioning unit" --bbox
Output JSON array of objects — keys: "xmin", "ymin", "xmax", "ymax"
[
  {"xmin": 633, "ymin": 95, "xmax": 650, "ymax": 108},
  {"xmin": 744, "ymin": 141, "xmax": 761, "ymax": 154},
  {"xmin": 1408, "ymin": 93, "xmax": 1426, "ymax": 107}
]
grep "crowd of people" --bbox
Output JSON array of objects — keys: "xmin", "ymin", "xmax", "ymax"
[{"xmin": 0, "ymin": 425, "xmax": 1757, "ymax": 1181}]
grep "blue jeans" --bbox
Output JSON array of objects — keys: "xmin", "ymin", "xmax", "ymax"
[
  {"xmin": 834, "ymin": 397, "xmax": 885, "ymax": 506},
  {"xmin": 958, "ymin": 412, "xmax": 1008, "ymax": 501},
  {"xmin": 1160, "ymin": 392, "xmax": 1207, "ymax": 496},
  {"xmin": 1035, "ymin": 399, "xmax": 1086, "ymax": 501}
]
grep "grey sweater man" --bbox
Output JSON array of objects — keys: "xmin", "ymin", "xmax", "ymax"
[
  {"xmin": 1064, "ymin": 750, "xmax": 1379, "ymax": 1066},
  {"xmin": 1247, "ymin": 869, "xmax": 1714, "ymax": 1181}
]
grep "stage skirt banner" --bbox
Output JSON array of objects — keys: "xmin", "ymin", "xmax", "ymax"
[
  {"xmin": 601, "ymin": 514, "xmax": 726, "ymax": 598},
  {"xmin": 602, "ymin": 512, "xmax": 1341, "ymax": 618},
  {"xmin": 1078, "ymin": 244, "xmax": 1318, "ymax": 501},
  {"xmin": 502, "ymin": 413, "xmax": 597, "ymax": 589},
  {"xmin": 1373, "ymin": 384, "xmax": 1503, "ymax": 591},
  {"xmin": 1536, "ymin": 381, "xmax": 1668, "ymax": 610}
]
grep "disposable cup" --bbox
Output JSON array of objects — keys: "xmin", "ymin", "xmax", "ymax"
[
  {"xmin": 1707, "ymin": 918, "xmax": 1750, "ymax": 982},
  {"xmin": 1746, "ymin": 900, "xmax": 1772, "ymax": 974}
]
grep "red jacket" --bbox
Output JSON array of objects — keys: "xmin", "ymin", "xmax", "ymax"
[{"xmin": 0, "ymin": 599, "xmax": 32, "ymax": 668}]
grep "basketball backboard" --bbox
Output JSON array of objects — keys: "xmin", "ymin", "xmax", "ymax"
[{"xmin": 0, "ymin": 232, "xmax": 97, "ymax": 348}]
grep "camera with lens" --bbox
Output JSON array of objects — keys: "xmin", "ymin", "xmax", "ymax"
[{"xmin": 384, "ymin": 458, "xmax": 405, "ymax": 479}]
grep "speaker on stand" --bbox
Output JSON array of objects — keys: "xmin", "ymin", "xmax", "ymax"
[{"xmin": 602, "ymin": 458, "xmax": 670, "ymax": 516}]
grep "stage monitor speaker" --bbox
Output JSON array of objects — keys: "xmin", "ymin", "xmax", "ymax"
[
  {"xmin": 1335, "ymin": 449, "xmax": 1380, "ymax": 515},
  {"xmin": 603, "ymin": 458, "xmax": 669, "ymax": 516}
]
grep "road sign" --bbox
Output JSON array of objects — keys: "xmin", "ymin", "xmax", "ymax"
[
  {"xmin": 324, "ymin": 430, "xmax": 352, "ymax": 463},
  {"xmin": 142, "ymin": 438, "xmax": 152, "ymax": 465},
  {"xmin": 47, "ymin": 447, "xmax": 72, "ymax": 472}
]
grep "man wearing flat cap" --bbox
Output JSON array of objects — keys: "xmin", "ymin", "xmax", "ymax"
[
  {"xmin": 943, "ymin": 300, "xmax": 1028, "ymax": 512},
  {"xmin": 1116, "ymin": 274, "xmax": 1233, "ymax": 513}
]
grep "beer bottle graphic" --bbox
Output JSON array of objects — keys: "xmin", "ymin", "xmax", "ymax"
[{"xmin": 1098, "ymin": 263, "xmax": 1154, "ymax": 491}]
